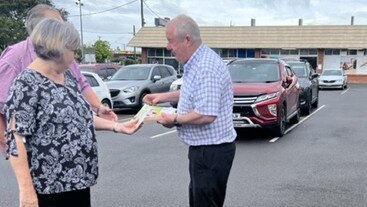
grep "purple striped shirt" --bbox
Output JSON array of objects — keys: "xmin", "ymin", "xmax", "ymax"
[{"xmin": 0, "ymin": 37, "xmax": 90, "ymax": 113}]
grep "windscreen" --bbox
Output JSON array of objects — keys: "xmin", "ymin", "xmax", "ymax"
[
  {"xmin": 110, "ymin": 66, "xmax": 150, "ymax": 80},
  {"xmin": 228, "ymin": 61, "xmax": 280, "ymax": 83},
  {"xmin": 323, "ymin": 70, "xmax": 342, "ymax": 76},
  {"xmin": 289, "ymin": 63, "xmax": 307, "ymax": 78}
]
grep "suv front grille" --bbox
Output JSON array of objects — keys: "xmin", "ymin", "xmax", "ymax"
[
  {"xmin": 233, "ymin": 105, "xmax": 254, "ymax": 116},
  {"xmin": 110, "ymin": 89, "xmax": 120, "ymax": 97},
  {"xmin": 233, "ymin": 96, "xmax": 257, "ymax": 104}
]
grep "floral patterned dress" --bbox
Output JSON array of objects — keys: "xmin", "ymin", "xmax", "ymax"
[{"xmin": 3, "ymin": 68, "xmax": 98, "ymax": 194}]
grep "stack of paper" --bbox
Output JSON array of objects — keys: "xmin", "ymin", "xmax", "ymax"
[{"xmin": 135, "ymin": 104, "xmax": 177, "ymax": 125}]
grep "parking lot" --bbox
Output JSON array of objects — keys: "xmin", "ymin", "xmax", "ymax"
[{"xmin": 1, "ymin": 85, "xmax": 367, "ymax": 207}]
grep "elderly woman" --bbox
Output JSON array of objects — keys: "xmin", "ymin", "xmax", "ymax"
[{"xmin": 3, "ymin": 18, "xmax": 140, "ymax": 207}]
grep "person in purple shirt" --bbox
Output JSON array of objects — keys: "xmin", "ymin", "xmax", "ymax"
[{"xmin": 0, "ymin": 4, "xmax": 118, "ymax": 154}]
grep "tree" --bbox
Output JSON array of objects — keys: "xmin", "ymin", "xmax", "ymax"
[
  {"xmin": 92, "ymin": 40, "xmax": 113, "ymax": 63},
  {"xmin": 0, "ymin": 0, "xmax": 68, "ymax": 51}
]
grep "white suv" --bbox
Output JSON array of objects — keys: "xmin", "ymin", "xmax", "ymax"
[{"xmin": 82, "ymin": 71, "xmax": 113, "ymax": 109}]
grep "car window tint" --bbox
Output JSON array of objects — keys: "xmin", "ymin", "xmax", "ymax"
[
  {"xmin": 84, "ymin": 74, "xmax": 99, "ymax": 87},
  {"xmin": 152, "ymin": 67, "xmax": 161, "ymax": 78},
  {"xmin": 107, "ymin": 68, "xmax": 117, "ymax": 77},
  {"xmin": 97, "ymin": 69, "xmax": 108, "ymax": 79},
  {"xmin": 159, "ymin": 66, "xmax": 171, "ymax": 78}
]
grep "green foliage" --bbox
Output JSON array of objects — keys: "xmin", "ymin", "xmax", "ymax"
[
  {"xmin": 92, "ymin": 40, "xmax": 113, "ymax": 63},
  {"xmin": 0, "ymin": 0, "xmax": 68, "ymax": 51}
]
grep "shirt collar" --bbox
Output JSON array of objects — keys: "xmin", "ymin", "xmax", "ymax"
[
  {"xmin": 184, "ymin": 44, "xmax": 204, "ymax": 73},
  {"xmin": 26, "ymin": 36, "xmax": 38, "ymax": 60}
]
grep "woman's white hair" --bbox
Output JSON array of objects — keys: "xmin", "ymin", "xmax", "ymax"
[{"xmin": 31, "ymin": 18, "xmax": 80, "ymax": 63}]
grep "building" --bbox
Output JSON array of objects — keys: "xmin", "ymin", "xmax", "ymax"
[{"xmin": 128, "ymin": 23, "xmax": 367, "ymax": 82}]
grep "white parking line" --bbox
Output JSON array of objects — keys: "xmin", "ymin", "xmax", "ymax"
[
  {"xmin": 269, "ymin": 104, "xmax": 326, "ymax": 143},
  {"xmin": 269, "ymin": 137, "xmax": 279, "ymax": 142},
  {"xmin": 150, "ymin": 130, "xmax": 177, "ymax": 139},
  {"xmin": 341, "ymin": 87, "xmax": 350, "ymax": 95}
]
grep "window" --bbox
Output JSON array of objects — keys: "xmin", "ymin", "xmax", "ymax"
[
  {"xmin": 348, "ymin": 50, "xmax": 357, "ymax": 55},
  {"xmin": 159, "ymin": 67, "xmax": 171, "ymax": 78},
  {"xmin": 85, "ymin": 75, "xmax": 99, "ymax": 87}
]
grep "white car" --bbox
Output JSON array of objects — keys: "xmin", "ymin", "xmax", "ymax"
[
  {"xmin": 318, "ymin": 68, "xmax": 347, "ymax": 90},
  {"xmin": 170, "ymin": 78, "xmax": 183, "ymax": 91},
  {"xmin": 82, "ymin": 71, "xmax": 113, "ymax": 109}
]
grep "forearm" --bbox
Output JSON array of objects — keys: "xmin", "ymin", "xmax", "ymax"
[
  {"xmin": 10, "ymin": 135, "xmax": 36, "ymax": 194},
  {"xmin": 93, "ymin": 115, "xmax": 115, "ymax": 131},
  {"xmin": 0, "ymin": 114, "xmax": 5, "ymax": 154},
  {"xmin": 82, "ymin": 87, "xmax": 102, "ymax": 110},
  {"xmin": 160, "ymin": 91, "xmax": 180, "ymax": 103},
  {"xmin": 177, "ymin": 111, "xmax": 216, "ymax": 125}
]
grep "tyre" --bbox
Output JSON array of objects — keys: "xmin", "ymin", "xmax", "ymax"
[
  {"xmin": 273, "ymin": 105, "xmax": 286, "ymax": 137},
  {"xmin": 139, "ymin": 92, "xmax": 149, "ymax": 108},
  {"xmin": 101, "ymin": 99, "xmax": 112, "ymax": 109},
  {"xmin": 311, "ymin": 90, "xmax": 319, "ymax": 108},
  {"xmin": 302, "ymin": 93, "xmax": 312, "ymax": 115}
]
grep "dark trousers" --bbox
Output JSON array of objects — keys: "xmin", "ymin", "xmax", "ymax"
[
  {"xmin": 37, "ymin": 187, "xmax": 91, "ymax": 207},
  {"xmin": 188, "ymin": 142, "xmax": 236, "ymax": 207}
]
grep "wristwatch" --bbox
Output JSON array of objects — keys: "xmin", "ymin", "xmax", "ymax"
[{"xmin": 173, "ymin": 114, "xmax": 182, "ymax": 127}]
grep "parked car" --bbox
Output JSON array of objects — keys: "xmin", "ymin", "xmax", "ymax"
[
  {"xmin": 170, "ymin": 77, "xmax": 183, "ymax": 91},
  {"xmin": 227, "ymin": 58, "xmax": 301, "ymax": 137},
  {"xmin": 81, "ymin": 71, "xmax": 113, "ymax": 109},
  {"xmin": 79, "ymin": 63, "xmax": 121, "ymax": 81},
  {"xmin": 318, "ymin": 68, "xmax": 348, "ymax": 90},
  {"xmin": 107, "ymin": 64, "xmax": 177, "ymax": 109},
  {"xmin": 285, "ymin": 59, "xmax": 319, "ymax": 115}
]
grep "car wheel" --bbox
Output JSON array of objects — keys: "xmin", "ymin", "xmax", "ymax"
[
  {"xmin": 311, "ymin": 90, "xmax": 319, "ymax": 108},
  {"xmin": 101, "ymin": 99, "xmax": 112, "ymax": 109},
  {"xmin": 139, "ymin": 92, "xmax": 149, "ymax": 108},
  {"xmin": 302, "ymin": 94, "xmax": 312, "ymax": 115},
  {"xmin": 273, "ymin": 105, "xmax": 286, "ymax": 137}
]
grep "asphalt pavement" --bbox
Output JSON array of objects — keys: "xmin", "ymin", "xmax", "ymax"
[{"xmin": 1, "ymin": 85, "xmax": 367, "ymax": 206}]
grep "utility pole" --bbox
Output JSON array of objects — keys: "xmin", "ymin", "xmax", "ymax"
[
  {"xmin": 76, "ymin": 0, "xmax": 84, "ymax": 62},
  {"xmin": 133, "ymin": 25, "xmax": 136, "ymax": 60},
  {"xmin": 140, "ymin": 0, "xmax": 145, "ymax": 27}
]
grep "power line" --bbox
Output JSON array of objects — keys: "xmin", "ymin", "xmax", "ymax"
[
  {"xmin": 143, "ymin": 0, "xmax": 161, "ymax": 18},
  {"xmin": 68, "ymin": 0, "xmax": 138, "ymax": 17}
]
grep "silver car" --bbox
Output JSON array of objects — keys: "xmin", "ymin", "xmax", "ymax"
[
  {"xmin": 318, "ymin": 68, "xmax": 347, "ymax": 90},
  {"xmin": 107, "ymin": 64, "xmax": 177, "ymax": 109}
]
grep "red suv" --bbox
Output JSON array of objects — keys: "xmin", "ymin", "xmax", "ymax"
[{"xmin": 227, "ymin": 59, "xmax": 301, "ymax": 137}]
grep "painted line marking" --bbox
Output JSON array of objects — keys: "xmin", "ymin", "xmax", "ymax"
[
  {"xmin": 341, "ymin": 87, "xmax": 350, "ymax": 95},
  {"xmin": 269, "ymin": 137, "xmax": 279, "ymax": 142},
  {"xmin": 269, "ymin": 105, "xmax": 326, "ymax": 142},
  {"xmin": 150, "ymin": 130, "xmax": 177, "ymax": 139}
]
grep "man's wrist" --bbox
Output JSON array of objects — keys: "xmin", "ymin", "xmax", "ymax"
[{"xmin": 173, "ymin": 114, "xmax": 182, "ymax": 127}]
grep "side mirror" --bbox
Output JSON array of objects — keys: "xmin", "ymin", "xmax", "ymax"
[
  {"xmin": 286, "ymin": 76, "xmax": 293, "ymax": 85},
  {"xmin": 153, "ymin": 75, "xmax": 162, "ymax": 82}
]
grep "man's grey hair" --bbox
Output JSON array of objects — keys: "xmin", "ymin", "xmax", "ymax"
[
  {"xmin": 169, "ymin": 14, "xmax": 202, "ymax": 45},
  {"xmin": 25, "ymin": 4, "xmax": 60, "ymax": 35},
  {"xmin": 31, "ymin": 18, "xmax": 80, "ymax": 63}
]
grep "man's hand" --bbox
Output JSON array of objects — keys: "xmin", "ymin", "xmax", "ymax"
[
  {"xmin": 97, "ymin": 105, "xmax": 118, "ymax": 122},
  {"xmin": 142, "ymin": 94, "xmax": 161, "ymax": 105},
  {"xmin": 157, "ymin": 112, "xmax": 176, "ymax": 128}
]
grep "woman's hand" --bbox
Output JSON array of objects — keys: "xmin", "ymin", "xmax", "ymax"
[
  {"xmin": 114, "ymin": 118, "xmax": 142, "ymax": 135},
  {"xmin": 97, "ymin": 105, "xmax": 118, "ymax": 122}
]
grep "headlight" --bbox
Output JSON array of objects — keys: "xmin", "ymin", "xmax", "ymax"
[
  {"xmin": 256, "ymin": 91, "xmax": 279, "ymax": 103},
  {"xmin": 123, "ymin": 86, "xmax": 139, "ymax": 93}
]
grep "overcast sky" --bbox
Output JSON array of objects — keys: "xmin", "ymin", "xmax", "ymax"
[{"xmin": 53, "ymin": 0, "xmax": 367, "ymax": 50}]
